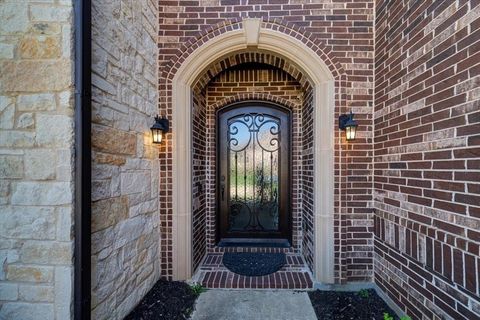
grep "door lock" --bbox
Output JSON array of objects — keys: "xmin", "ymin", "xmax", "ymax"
[{"xmin": 221, "ymin": 175, "xmax": 225, "ymax": 201}]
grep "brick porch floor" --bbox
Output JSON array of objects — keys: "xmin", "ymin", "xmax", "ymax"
[{"xmin": 193, "ymin": 247, "xmax": 313, "ymax": 289}]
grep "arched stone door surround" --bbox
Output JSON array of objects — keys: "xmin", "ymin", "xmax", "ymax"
[{"xmin": 170, "ymin": 18, "xmax": 337, "ymax": 284}]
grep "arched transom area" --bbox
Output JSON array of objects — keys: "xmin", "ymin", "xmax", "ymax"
[{"xmin": 192, "ymin": 51, "xmax": 312, "ymax": 91}]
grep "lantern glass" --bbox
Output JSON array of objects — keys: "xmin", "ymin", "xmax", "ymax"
[
  {"xmin": 152, "ymin": 128, "xmax": 163, "ymax": 144},
  {"xmin": 151, "ymin": 115, "xmax": 169, "ymax": 144},
  {"xmin": 345, "ymin": 124, "xmax": 357, "ymax": 141}
]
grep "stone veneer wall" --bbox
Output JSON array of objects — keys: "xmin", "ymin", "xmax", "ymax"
[
  {"xmin": 0, "ymin": 1, "xmax": 74, "ymax": 319},
  {"xmin": 159, "ymin": 1, "xmax": 375, "ymax": 283},
  {"xmin": 90, "ymin": 0, "xmax": 160, "ymax": 319},
  {"xmin": 374, "ymin": 1, "xmax": 480, "ymax": 319}
]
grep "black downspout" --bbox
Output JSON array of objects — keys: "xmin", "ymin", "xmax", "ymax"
[{"xmin": 74, "ymin": 0, "xmax": 91, "ymax": 319}]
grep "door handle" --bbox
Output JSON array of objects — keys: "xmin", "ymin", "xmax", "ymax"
[{"xmin": 221, "ymin": 175, "xmax": 225, "ymax": 201}]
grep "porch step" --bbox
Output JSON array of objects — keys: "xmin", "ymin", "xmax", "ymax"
[
  {"xmin": 210, "ymin": 246, "xmax": 295, "ymax": 254},
  {"xmin": 218, "ymin": 238, "xmax": 291, "ymax": 248},
  {"xmin": 194, "ymin": 252, "xmax": 313, "ymax": 289}
]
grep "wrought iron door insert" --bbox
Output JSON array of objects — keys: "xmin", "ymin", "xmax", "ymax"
[{"xmin": 218, "ymin": 102, "xmax": 290, "ymax": 240}]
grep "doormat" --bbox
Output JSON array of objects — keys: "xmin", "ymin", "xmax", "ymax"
[{"xmin": 222, "ymin": 252, "xmax": 286, "ymax": 276}]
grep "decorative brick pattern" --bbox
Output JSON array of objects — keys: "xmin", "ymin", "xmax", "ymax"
[
  {"xmin": 159, "ymin": 3, "xmax": 375, "ymax": 284},
  {"xmin": 374, "ymin": 0, "xmax": 480, "ymax": 319},
  {"xmin": 209, "ymin": 92, "xmax": 298, "ymax": 111},
  {"xmin": 194, "ymin": 52, "xmax": 312, "ymax": 90}
]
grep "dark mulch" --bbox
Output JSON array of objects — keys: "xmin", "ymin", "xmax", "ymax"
[
  {"xmin": 124, "ymin": 279, "xmax": 198, "ymax": 320},
  {"xmin": 308, "ymin": 289, "xmax": 399, "ymax": 320},
  {"xmin": 222, "ymin": 252, "xmax": 286, "ymax": 276}
]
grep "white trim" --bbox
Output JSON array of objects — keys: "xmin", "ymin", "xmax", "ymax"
[{"xmin": 171, "ymin": 19, "xmax": 335, "ymax": 283}]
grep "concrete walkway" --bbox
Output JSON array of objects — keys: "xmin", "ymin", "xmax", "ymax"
[{"xmin": 190, "ymin": 290, "xmax": 317, "ymax": 320}]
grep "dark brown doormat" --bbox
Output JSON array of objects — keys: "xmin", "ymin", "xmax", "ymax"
[
  {"xmin": 222, "ymin": 252, "xmax": 286, "ymax": 276},
  {"xmin": 308, "ymin": 289, "xmax": 401, "ymax": 320},
  {"xmin": 124, "ymin": 279, "xmax": 198, "ymax": 320}
]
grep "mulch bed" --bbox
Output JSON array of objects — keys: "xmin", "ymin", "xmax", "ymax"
[
  {"xmin": 124, "ymin": 279, "xmax": 198, "ymax": 320},
  {"xmin": 308, "ymin": 289, "xmax": 399, "ymax": 320}
]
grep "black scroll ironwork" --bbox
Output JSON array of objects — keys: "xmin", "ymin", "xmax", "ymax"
[{"xmin": 227, "ymin": 113, "xmax": 280, "ymax": 232}]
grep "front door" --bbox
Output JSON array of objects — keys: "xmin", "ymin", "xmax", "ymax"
[{"xmin": 217, "ymin": 102, "xmax": 291, "ymax": 240}]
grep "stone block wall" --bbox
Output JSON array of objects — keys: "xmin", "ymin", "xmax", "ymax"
[
  {"xmin": 0, "ymin": 1, "xmax": 74, "ymax": 319},
  {"xmin": 374, "ymin": 1, "xmax": 480, "ymax": 318},
  {"xmin": 90, "ymin": 0, "xmax": 160, "ymax": 319}
]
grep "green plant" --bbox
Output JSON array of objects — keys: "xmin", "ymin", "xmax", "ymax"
[
  {"xmin": 400, "ymin": 317, "xmax": 411, "ymax": 320},
  {"xmin": 184, "ymin": 307, "xmax": 193, "ymax": 317},
  {"xmin": 190, "ymin": 283, "xmax": 207, "ymax": 296},
  {"xmin": 358, "ymin": 289, "xmax": 369, "ymax": 298},
  {"xmin": 383, "ymin": 312, "xmax": 394, "ymax": 320}
]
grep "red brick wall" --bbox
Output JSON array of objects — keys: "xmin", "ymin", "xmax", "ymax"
[
  {"xmin": 301, "ymin": 87, "xmax": 315, "ymax": 269},
  {"xmin": 159, "ymin": 1, "xmax": 375, "ymax": 282},
  {"xmin": 374, "ymin": 0, "xmax": 480, "ymax": 318},
  {"xmin": 192, "ymin": 88, "xmax": 207, "ymax": 271}
]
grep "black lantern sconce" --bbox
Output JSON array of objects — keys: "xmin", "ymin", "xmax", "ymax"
[
  {"xmin": 339, "ymin": 112, "xmax": 358, "ymax": 141},
  {"xmin": 150, "ymin": 115, "xmax": 170, "ymax": 144}
]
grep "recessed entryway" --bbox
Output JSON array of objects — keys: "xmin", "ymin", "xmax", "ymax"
[{"xmin": 171, "ymin": 18, "xmax": 336, "ymax": 284}]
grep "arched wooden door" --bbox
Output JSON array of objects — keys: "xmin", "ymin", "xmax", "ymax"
[{"xmin": 217, "ymin": 101, "xmax": 291, "ymax": 241}]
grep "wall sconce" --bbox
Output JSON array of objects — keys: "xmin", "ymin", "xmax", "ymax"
[
  {"xmin": 150, "ymin": 115, "xmax": 169, "ymax": 144},
  {"xmin": 339, "ymin": 112, "xmax": 358, "ymax": 141}
]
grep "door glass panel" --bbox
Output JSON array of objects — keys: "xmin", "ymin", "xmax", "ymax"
[{"xmin": 227, "ymin": 113, "xmax": 280, "ymax": 232}]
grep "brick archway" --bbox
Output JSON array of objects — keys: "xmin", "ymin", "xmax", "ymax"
[
  {"xmin": 167, "ymin": 18, "xmax": 336, "ymax": 284},
  {"xmin": 160, "ymin": 18, "xmax": 343, "ymax": 87},
  {"xmin": 192, "ymin": 51, "xmax": 313, "ymax": 91},
  {"xmin": 210, "ymin": 93, "xmax": 298, "ymax": 112}
]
